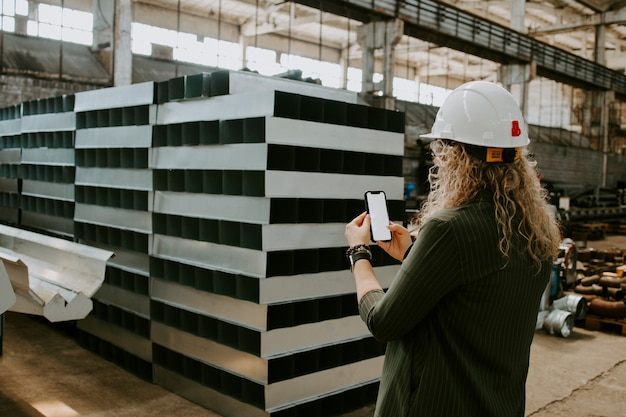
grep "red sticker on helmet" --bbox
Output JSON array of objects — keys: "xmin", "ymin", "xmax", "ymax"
[{"xmin": 512, "ymin": 120, "xmax": 521, "ymax": 137}]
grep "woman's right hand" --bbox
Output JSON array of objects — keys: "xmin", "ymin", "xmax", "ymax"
[
  {"xmin": 377, "ymin": 223, "xmax": 413, "ymax": 262},
  {"xmin": 344, "ymin": 211, "xmax": 372, "ymax": 248}
]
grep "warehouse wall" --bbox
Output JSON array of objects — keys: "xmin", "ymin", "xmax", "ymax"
[
  {"xmin": 606, "ymin": 153, "xmax": 626, "ymax": 188},
  {"xmin": 533, "ymin": 142, "xmax": 626, "ymax": 191},
  {"xmin": 533, "ymin": 143, "xmax": 602, "ymax": 188},
  {"xmin": 0, "ymin": 75, "xmax": 101, "ymax": 109}
]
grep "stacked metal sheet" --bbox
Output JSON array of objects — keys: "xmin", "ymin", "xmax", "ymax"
[
  {"xmin": 18, "ymin": 96, "xmax": 76, "ymax": 237},
  {"xmin": 0, "ymin": 104, "xmax": 21, "ymax": 225},
  {"xmin": 73, "ymin": 82, "xmax": 155, "ymax": 380},
  {"xmin": 149, "ymin": 70, "xmax": 405, "ymax": 416},
  {"xmin": 0, "ymin": 70, "xmax": 406, "ymax": 416}
]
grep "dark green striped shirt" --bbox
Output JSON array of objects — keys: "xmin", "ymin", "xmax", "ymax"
[{"xmin": 359, "ymin": 196, "xmax": 551, "ymax": 417}]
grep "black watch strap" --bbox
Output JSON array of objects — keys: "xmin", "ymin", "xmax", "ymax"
[{"xmin": 349, "ymin": 252, "xmax": 372, "ymax": 272}]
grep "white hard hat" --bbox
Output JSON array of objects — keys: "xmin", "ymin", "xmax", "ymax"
[{"xmin": 420, "ymin": 81, "xmax": 530, "ymax": 150}]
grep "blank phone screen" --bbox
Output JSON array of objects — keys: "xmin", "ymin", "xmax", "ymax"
[{"xmin": 366, "ymin": 191, "xmax": 392, "ymax": 241}]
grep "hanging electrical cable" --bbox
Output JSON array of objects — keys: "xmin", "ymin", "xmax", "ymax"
[
  {"xmin": 344, "ymin": 7, "xmax": 351, "ymax": 90},
  {"xmin": 573, "ymin": 85, "xmax": 580, "ymax": 148},
  {"xmin": 217, "ymin": 0, "xmax": 222, "ymax": 68},
  {"xmin": 254, "ymin": 0, "xmax": 259, "ymax": 49},
  {"xmin": 175, "ymin": 0, "xmax": 181, "ymax": 77},
  {"xmin": 445, "ymin": 47, "xmax": 450, "ymax": 91},
  {"xmin": 551, "ymin": 80, "xmax": 558, "ymax": 143},
  {"xmin": 318, "ymin": 4, "xmax": 323, "ymax": 64},
  {"xmin": 538, "ymin": 78, "xmax": 543, "ymax": 130},
  {"xmin": 463, "ymin": 52, "xmax": 469, "ymax": 82},
  {"xmin": 60, "ymin": 0, "xmax": 65, "ymax": 78},
  {"xmin": 416, "ymin": 38, "xmax": 422, "ymax": 103},
  {"xmin": 425, "ymin": 43, "xmax": 431, "ymax": 105},
  {"xmin": 287, "ymin": 2, "xmax": 293, "ymax": 70},
  {"xmin": 405, "ymin": 36, "xmax": 410, "ymax": 85},
  {"xmin": 559, "ymin": 82, "xmax": 565, "ymax": 145}
]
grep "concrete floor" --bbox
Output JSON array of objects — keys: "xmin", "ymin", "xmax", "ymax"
[{"xmin": 1, "ymin": 235, "xmax": 626, "ymax": 417}]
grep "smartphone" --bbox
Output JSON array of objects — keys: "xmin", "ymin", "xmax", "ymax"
[{"xmin": 364, "ymin": 190, "xmax": 392, "ymax": 242}]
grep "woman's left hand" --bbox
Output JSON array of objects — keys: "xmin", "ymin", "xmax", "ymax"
[{"xmin": 377, "ymin": 223, "xmax": 413, "ymax": 261}]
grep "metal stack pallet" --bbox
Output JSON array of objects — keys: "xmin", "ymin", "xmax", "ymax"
[
  {"xmin": 149, "ymin": 70, "xmax": 405, "ymax": 416},
  {"xmin": 19, "ymin": 96, "xmax": 76, "ymax": 237},
  {"xmin": 0, "ymin": 104, "xmax": 22, "ymax": 225},
  {"xmin": 73, "ymin": 83, "xmax": 155, "ymax": 380},
  {"xmin": 0, "ymin": 70, "xmax": 406, "ymax": 416},
  {"xmin": 0, "ymin": 104, "xmax": 21, "ymax": 357}
]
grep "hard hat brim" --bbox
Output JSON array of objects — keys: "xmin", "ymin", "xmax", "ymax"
[{"xmin": 418, "ymin": 132, "xmax": 438, "ymax": 141}]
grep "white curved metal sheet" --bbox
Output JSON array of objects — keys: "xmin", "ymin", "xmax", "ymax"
[
  {"xmin": 0, "ymin": 225, "xmax": 114, "ymax": 322},
  {"xmin": 0, "ymin": 261, "xmax": 16, "ymax": 314}
]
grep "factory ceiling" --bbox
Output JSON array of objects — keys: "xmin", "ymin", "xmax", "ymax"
[{"xmin": 133, "ymin": 0, "xmax": 626, "ymax": 91}]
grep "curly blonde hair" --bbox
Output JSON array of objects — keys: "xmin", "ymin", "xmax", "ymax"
[{"xmin": 414, "ymin": 139, "xmax": 561, "ymax": 265}]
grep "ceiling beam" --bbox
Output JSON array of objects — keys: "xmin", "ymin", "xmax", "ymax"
[
  {"xmin": 530, "ymin": 6, "xmax": 626, "ymax": 34},
  {"xmin": 241, "ymin": 2, "xmax": 291, "ymax": 36},
  {"xmin": 572, "ymin": 0, "xmax": 626, "ymax": 12}
]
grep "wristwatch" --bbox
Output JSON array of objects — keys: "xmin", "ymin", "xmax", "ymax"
[{"xmin": 348, "ymin": 251, "xmax": 372, "ymax": 272}]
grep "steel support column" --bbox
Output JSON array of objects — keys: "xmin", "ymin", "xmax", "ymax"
[
  {"xmin": 114, "ymin": 0, "xmax": 133, "ymax": 86},
  {"xmin": 595, "ymin": 23, "xmax": 609, "ymax": 186},
  {"xmin": 357, "ymin": 19, "xmax": 403, "ymax": 109},
  {"xmin": 92, "ymin": 0, "xmax": 114, "ymax": 76}
]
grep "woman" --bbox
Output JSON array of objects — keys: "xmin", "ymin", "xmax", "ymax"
[{"xmin": 345, "ymin": 81, "xmax": 562, "ymax": 416}]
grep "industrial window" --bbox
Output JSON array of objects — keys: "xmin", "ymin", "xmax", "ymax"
[
  {"xmin": 26, "ymin": 3, "xmax": 92, "ymax": 45},
  {"xmin": 0, "ymin": 0, "xmax": 27, "ymax": 32},
  {"xmin": 131, "ymin": 21, "xmax": 242, "ymax": 70}
]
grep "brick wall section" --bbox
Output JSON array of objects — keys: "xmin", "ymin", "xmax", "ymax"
[
  {"xmin": 533, "ymin": 142, "xmax": 626, "ymax": 190},
  {"xmin": 606, "ymin": 153, "xmax": 626, "ymax": 187},
  {"xmin": 0, "ymin": 75, "xmax": 103, "ymax": 108}
]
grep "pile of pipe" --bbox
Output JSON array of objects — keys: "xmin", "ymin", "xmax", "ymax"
[
  {"xmin": 535, "ymin": 239, "xmax": 585, "ymax": 338},
  {"xmin": 574, "ymin": 269, "xmax": 626, "ymax": 318},
  {"xmin": 572, "ymin": 243, "xmax": 626, "ymax": 318},
  {"xmin": 538, "ymin": 240, "xmax": 626, "ymax": 337}
]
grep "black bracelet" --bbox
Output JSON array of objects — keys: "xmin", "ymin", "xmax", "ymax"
[
  {"xmin": 346, "ymin": 244, "xmax": 370, "ymax": 257},
  {"xmin": 349, "ymin": 251, "xmax": 372, "ymax": 272}
]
